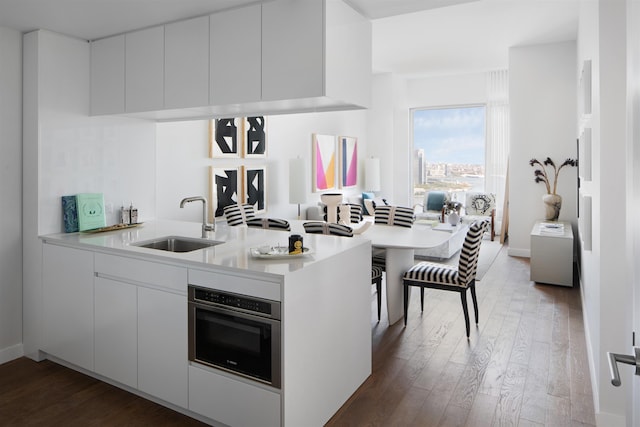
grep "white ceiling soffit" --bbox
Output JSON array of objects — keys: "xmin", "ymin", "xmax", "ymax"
[
  {"xmin": 372, "ymin": 0, "xmax": 579, "ymax": 77},
  {"xmin": 344, "ymin": 0, "xmax": 478, "ymax": 20}
]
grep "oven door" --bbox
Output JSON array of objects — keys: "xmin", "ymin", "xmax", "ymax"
[{"xmin": 188, "ymin": 301, "xmax": 281, "ymax": 389}]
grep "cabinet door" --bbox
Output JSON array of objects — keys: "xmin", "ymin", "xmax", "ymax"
[
  {"xmin": 262, "ymin": 0, "xmax": 324, "ymax": 101},
  {"xmin": 90, "ymin": 35, "xmax": 125, "ymax": 115},
  {"xmin": 165, "ymin": 16, "xmax": 210, "ymax": 109},
  {"xmin": 210, "ymin": 4, "xmax": 261, "ymax": 105},
  {"xmin": 42, "ymin": 244, "xmax": 94, "ymax": 371},
  {"xmin": 138, "ymin": 287, "xmax": 188, "ymax": 408},
  {"xmin": 126, "ymin": 26, "xmax": 164, "ymax": 112},
  {"xmin": 94, "ymin": 277, "xmax": 137, "ymax": 388}
]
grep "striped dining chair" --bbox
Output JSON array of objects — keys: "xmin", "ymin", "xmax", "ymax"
[
  {"xmin": 372, "ymin": 205, "xmax": 416, "ymax": 270},
  {"xmin": 223, "ymin": 203, "xmax": 256, "ymax": 225},
  {"xmin": 303, "ymin": 221, "xmax": 384, "ymax": 321},
  {"xmin": 245, "ymin": 218, "xmax": 291, "ymax": 231},
  {"xmin": 402, "ymin": 220, "xmax": 489, "ymax": 338}
]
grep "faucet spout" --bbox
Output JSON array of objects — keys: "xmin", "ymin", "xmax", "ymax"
[{"xmin": 179, "ymin": 196, "xmax": 215, "ymax": 237}]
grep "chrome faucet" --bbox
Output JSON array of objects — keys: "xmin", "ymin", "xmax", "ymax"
[{"xmin": 179, "ymin": 196, "xmax": 215, "ymax": 238}]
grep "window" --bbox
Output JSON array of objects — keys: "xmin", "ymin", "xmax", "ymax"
[{"xmin": 412, "ymin": 105, "xmax": 486, "ymax": 207}]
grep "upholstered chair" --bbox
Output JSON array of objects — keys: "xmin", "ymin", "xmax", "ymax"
[
  {"xmin": 402, "ymin": 220, "xmax": 489, "ymax": 338},
  {"xmin": 372, "ymin": 205, "xmax": 415, "ymax": 270},
  {"xmin": 414, "ymin": 191, "xmax": 448, "ymax": 223},
  {"xmin": 245, "ymin": 218, "xmax": 291, "ymax": 231},
  {"xmin": 461, "ymin": 192, "xmax": 496, "ymax": 241},
  {"xmin": 303, "ymin": 221, "xmax": 384, "ymax": 321},
  {"xmin": 223, "ymin": 203, "xmax": 256, "ymax": 226}
]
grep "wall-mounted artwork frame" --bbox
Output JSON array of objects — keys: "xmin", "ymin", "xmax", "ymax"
[
  {"xmin": 312, "ymin": 134, "xmax": 336, "ymax": 192},
  {"xmin": 338, "ymin": 136, "xmax": 358, "ymax": 188},
  {"xmin": 579, "ymin": 193, "xmax": 592, "ymax": 251},
  {"xmin": 578, "ymin": 127, "xmax": 592, "ymax": 182},
  {"xmin": 209, "ymin": 118, "xmax": 241, "ymax": 158},
  {"xmin": 209, "ymin": 166, "xmax": 241, "ymax": 218},
  {"xmin": 243, "ymin": 116, "xmax": 267, "ymax": 158},
  {"xmin": 243, "ymin": 165, "xmax": 267, "ymax": 214}
]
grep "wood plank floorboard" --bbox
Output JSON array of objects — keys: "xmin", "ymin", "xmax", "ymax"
[{"xmin": 0, "ymin": 242, "xmax": 596, "ymax": 426}]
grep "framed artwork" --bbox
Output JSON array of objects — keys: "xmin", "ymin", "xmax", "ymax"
[
  {"xmin": 312, "ymin": 133, "xmax": 336, "ymax": 192},
  {"xmin": 210, "ymin": 166, "xmax": 241, "ymax": 218},
  {"xmin": 578, "ymin": 127, "xmax": 592, "ymax": 182},
  {"xmin": 243, "ymin": 165, "xmax": 267, "ymax": 214},
  {"xmin": 209, "ymin": 118, "xmax": 241, "ymax": 158},
  {"xmin": 338, "ymin": 136, "xmax": 358, "ymax": 188},
  {"xmin": 243, "ymin": 116, "xmax": 267, "ymax": 158}
]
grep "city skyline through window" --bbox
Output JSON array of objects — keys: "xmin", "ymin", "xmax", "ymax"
[{"xmin": 412, "ymin": 105, "xmax": 486, "ymax": 206}]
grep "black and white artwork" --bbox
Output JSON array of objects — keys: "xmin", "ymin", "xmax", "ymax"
[
  {"xmin": 211, "ymin": 167, "xmax": 240, "ymax": 217},
  {"xmin": 243, "ymin": 116, "xmax": 267, "ymax": 158},
  {"xmin": 243, "ymin": 166, "xmax": 266, "ymax": 214},
  {"xmin": 210, "ymin": 118, "xmax": 241, "ymax": 158}
]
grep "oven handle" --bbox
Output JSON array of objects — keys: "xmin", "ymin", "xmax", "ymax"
[{"xmin": 188, "ymin": 300, "xmax": 281, "ymax": 324}]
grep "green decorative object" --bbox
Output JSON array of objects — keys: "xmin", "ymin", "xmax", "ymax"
[{"xmin": 76, "ymin": 193, "xmax": 106, "ymax": 231}]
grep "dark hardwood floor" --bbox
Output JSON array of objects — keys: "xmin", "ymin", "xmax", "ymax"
[{"xmin": 0, "ymin": 244, "xmax": 595, "ymax": 427}]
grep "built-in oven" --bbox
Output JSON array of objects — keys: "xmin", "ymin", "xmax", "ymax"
[{"xmin": 188, "ymin": 285, "xmax": 281, "ymax": 389}]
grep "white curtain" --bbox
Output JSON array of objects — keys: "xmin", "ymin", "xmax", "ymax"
[{"xmin": 485, "ymin": 69, "xmax": 509, "ymax": 226}]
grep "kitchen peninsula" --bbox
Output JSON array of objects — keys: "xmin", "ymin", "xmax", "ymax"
[{"xmin": 39, "ymin": 220, "xmax": 371, "ymax": 427}]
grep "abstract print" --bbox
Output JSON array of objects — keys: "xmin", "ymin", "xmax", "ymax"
[
  {"xmin": 244, "ymin": 166, "xmax": 266, "ymax": 214},
  {"xmin": 243, "ymin": 116, "xmax": 267, "ymax": 157},
  {"xmin": 210, "ymin": 118, "xmax": 240, "ymax": 158},
  {"xmin": 312, "ymin": 134, "xmax": 336, "ymax": 192},
  {"xmin": 211, "ymin": 167, "xmax": 239, "ymax": 217}
]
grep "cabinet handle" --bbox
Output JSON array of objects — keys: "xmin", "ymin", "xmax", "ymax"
[{"xmin": 607, "ymin": 347, "xmax": 640, "ymax": 386}]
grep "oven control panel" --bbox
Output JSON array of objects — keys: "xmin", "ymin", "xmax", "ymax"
[{"xmin": 191, "ymin": 286, "xmax": 279, "ymax": 319}]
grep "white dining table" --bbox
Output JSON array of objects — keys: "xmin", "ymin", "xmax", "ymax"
[{"xmin": 290, "ymin": 220, "xmax": 467, "ymax": 325}]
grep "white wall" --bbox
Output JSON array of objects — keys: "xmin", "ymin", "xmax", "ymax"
[
  {"xmin": 0, "ymin": 26, "xmax": 23, "ymax": 363},
  {"xmin": 156, "ymin": 110, "xmax": 369, "ymax": 222},
  {"xmin": 22, "ymin": 30, "xmax": 157, "ymax": 357},
  {"xmin": 508, "ymin": 41, "xmax": 578, "ymax": 257}
]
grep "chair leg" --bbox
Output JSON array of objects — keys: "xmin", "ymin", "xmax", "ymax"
[
  {"xmin": 460, "ymin": 291, "xmax": 471, "ymax": 338},
  {"xmin": 376, "ymin": 279, "xmax": 382, "ymax": 322},
  {"xmin": 420, "ymin": 287, "xmax": 425, "ymax": 312},
  {"xmin": 403, "ymin": 283, "xmax": 409, "ymax": 326},
  {"xmin": 470, "ymin": 282, "xmax": 479, "ymax": 325}
]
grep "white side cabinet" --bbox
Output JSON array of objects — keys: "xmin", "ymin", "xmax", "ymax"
[
  {"xmin": 94, "ymin": 276, "xmax": 138, "ymax": 389},
  {"xmin": 90, "ymin": 35, "xmax": 125, "ymax": 115},
  {"xmin": 42, "ymin": 243, "xmax": 95, "ymax": 371},
  {"xmin": 530, "ymin": 220, "xmax": 574, "ymax": 286},
  {"xmin": 126, "ymin": 26, "xmax": 164, "ymax": 113}
]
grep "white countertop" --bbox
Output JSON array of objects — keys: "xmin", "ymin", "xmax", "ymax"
[{"xmin": 40, "ymin": 220, "xmax": 370, "ymax": 278}]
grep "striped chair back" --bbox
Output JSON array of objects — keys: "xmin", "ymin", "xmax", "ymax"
[
  {"xmin": 457, "ymin": 220, "xmax": 490, "ymax": 286},
  {"xmin": 246, "ymin": 218, "xmax": 291, "ymax": 231},
  {"xmin": 223, "ymin": 203, "xmax": 256, "ymax": 226},
  {"xmin": 374, "ymin": 205, "xmax": 415, "ymax": 228},
  {"xmin": 303, "ymin": 221, "xmax": 354, "ymax": 237}
]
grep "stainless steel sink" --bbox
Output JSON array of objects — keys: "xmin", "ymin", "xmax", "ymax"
[{"xmin": 133, "ymin": 236, "xmax": 223, "ymax": 253}]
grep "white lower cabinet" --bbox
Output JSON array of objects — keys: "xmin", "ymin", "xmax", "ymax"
[
  {"xmin": 138, "ymin": 286, "xmax": 188, "ymax": 408},
  {"xmin": 42, "ymin": 243, "xmax": 95, "ymax": 371},
  {"xmin": 94, "ymin": 276, "xmax": 138, "ymax": 388},
  {"xmin": 189, "ymin": 365, "xmax": 281, "ymax": 427}
]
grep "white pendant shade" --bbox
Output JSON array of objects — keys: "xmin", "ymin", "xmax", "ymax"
[{"xmin": 289, "ymin": 157, "xmax": 307, "ymax": 204}]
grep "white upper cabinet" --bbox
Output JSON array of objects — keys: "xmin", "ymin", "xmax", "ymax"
[
  {"xmin": 210, "ymin": 4, "xmax": 261, "ymax": 105},
  {"xmin": 165, "ymin": 16, "xmax": 210, "ymax": 109},
  {"xmin": 90, "ymin": 35, "xmax": 125, "ymax": 115},
  {"xmin": 262, "ymin": 0, "xmax": 324, "ymax": 101},
  {"xmin": 126, "ymin": 26, "xmax": 164, "ymax": 113},
  {"xmin": 89, "ymin": 0, "xmax": 371, "ymax": 119}
]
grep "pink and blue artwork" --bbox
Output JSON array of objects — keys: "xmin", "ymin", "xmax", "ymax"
[{"xmin": 339, "ymin": 136, "xmax": 358, "ymax": 188}]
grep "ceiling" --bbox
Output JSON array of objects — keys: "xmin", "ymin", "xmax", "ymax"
[{"xmin": 0, "ymin": 0, "xmax": 579, "ymax": 78}]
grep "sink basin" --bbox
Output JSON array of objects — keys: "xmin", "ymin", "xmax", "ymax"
[{"xmin": 133, "ymin": 236, "xmax": 223, "ymax": 253}]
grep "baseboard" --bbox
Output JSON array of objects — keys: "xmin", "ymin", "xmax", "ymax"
[
  {"xmin": 507, "ymin": 247, "xmax": 530, "ymax": 258},
  {"xmin": 0, "ymin": 343, "xmax": 24, "ymax": 365}
]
